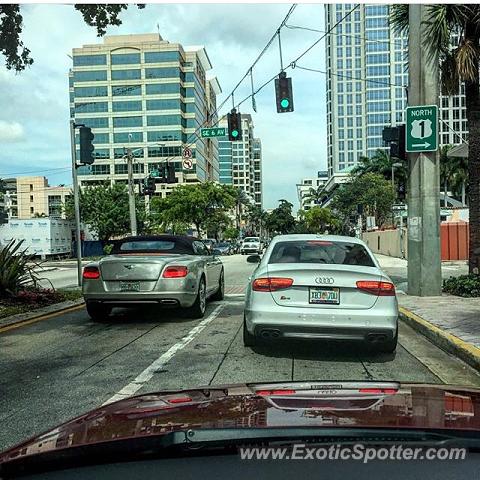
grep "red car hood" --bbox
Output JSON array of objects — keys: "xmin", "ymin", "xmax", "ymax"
[{"xmin": 2, "ymin": 381, "xmax": 480, "ymax": 465}]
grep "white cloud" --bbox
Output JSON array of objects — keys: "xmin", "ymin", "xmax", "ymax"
[{"xmin": 0, "ymin": 121, "xmax": 25, "ymax": 143}]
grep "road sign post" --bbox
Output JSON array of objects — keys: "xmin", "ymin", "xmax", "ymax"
[{"xmin": 406, "ymin": 105, "xmax": 438, "ymax": 153}]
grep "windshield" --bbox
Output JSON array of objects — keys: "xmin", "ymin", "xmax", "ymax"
[{"xmin": 2, "ymin": 1, "xmax": 480, "ymax": 467}]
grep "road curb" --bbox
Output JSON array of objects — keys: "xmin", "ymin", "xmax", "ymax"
[
  {"xmin": 0, "ymin": 298, "xmax": 85, "ymax": 333},
  {"xmin": 399, "ymin": 306, "xmax": 480, "ymax": 372}
]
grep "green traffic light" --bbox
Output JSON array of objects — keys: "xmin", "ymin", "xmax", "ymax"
[
  {"xmin": 281, "ymin": 98, "xmax": 290, "ymax": 109},
  {"xmin": 232, "ymin": 130, "xmax": 239, "ymax": 138}
]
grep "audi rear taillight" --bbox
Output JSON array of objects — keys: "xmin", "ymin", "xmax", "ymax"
[
  {"xmin": 359, "ymin": 388, "xmax": 398, "ymax": 395},
  {"xmin": 356, "ymin": 280, "xmax": 395, "ymax": 296},
  {"xmin": 163, "ymin": 266, "xmax": 188, "ymax": 278},
  {"xmin": 252, "ymin": 277, "xmax": 293, "ymax": 292},
  {"xmin": 256, "ymin": 389, "xmax": 296, "ymax": 396},
  {"xmin": 83, "ymin": 266, "xmax": 100, "ymax": 280}
]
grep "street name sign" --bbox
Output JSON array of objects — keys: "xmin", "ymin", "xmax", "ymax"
[
  {"xmin": 201, "ymin": 127, "xmax": 226, "ymax": 138},
  {"xmin": 405, "ymin": 105, "xmax": 438, "ymax": 152}
]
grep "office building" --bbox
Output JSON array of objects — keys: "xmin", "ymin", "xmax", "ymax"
[
  {"xmin": 325, "ymin": 4, "xmax": 467, "ymax": 180},
  {"xmin": 218, "ymin": 114, "xmax": 263, "ymax": 208},
  {"xmin": 70, "ymin": 33, "xmax": 221, "ymax": 196}
]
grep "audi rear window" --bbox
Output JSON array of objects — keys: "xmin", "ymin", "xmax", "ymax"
[{"xmin": 268, "ymin": 240, "xmax": 376, "ymax": 267}]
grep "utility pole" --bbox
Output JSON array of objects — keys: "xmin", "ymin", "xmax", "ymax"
[
  {"xmin": 125, "ymin": 147, "xmax": 138, "ymax": 236},
  {"xmin": 69, "ymin": 120, "xmax": 83, "ymax": 287},
  {"xmin": 407, "ymin": 5, "xmax": 442, "ymax": 296}
]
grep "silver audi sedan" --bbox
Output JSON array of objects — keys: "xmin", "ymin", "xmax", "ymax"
[
  {"xmin": 243, "ymin": 234, "xmax": 398, "ymax": 353},
  {"xmin": 82, "ymin": 235, "xmax": 224, "ymax": 321}
]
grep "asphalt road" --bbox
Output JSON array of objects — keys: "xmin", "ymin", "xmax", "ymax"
[{"xmin": 2, "ymin": 254, "xmax": 479, "ymax": 452}]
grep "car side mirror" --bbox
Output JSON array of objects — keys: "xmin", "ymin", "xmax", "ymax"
[{"xmin": 247, "ymin": 254, "xmax": 261, "ymax": 263}]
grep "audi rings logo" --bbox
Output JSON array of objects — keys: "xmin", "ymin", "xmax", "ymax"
[{"xmin": 315, "ymin": 277, "xmax": 334, "ymax": 285}]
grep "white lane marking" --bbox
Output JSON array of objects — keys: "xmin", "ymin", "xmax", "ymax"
[{"xmin": 103, "ymin": 304, "xmax": 225, "ymax": 405}]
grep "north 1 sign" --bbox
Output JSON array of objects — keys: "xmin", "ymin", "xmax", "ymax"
[{"xmin": 405, "ymin": 105, "xmax": 438, "ymax": 153}]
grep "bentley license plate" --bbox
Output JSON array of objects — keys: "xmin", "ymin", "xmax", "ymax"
[
  {"xmin": 309, "ymin": 287, "xmax": 340, "ymax": 305},
  {"xmin": 120, "ymin": 281, "xmax": 140, "ymax": 292}
]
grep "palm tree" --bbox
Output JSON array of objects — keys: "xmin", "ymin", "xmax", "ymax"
[
  {"xmin": 449, "ymin": 154, "xmax": 469, "ymax": 206},
  {"xmin": 391, "ymin": 4, "xmax": 480, "ymax": 274},
  {"xmin": 439, "ymin": 145, "xmax": 454, "ymax": 207},
  {"xmin": 303, "ymin": 186, "xmax": 324, "ymax": 206}
]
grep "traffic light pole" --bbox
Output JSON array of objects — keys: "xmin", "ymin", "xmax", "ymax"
[
  {"xmin": 126, "ymin": 148, "xmax": 138, "ymax": 236},
  {"xmin": 70, "ymin": 120, "xmax": 83, "ymax": 287},
  {"xmin": 407, "ymin": 5, "xmax": 442, "ymax": 296}
]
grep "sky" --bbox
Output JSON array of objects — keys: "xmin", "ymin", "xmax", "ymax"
[{"xmin": 0, "ymin": 3, "xmax": 328, "ymax": 210}]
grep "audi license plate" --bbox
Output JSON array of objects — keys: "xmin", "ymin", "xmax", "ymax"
[
  {"xmin": 309, "ymin": 287, "xmax": 340, "ymax": 305},
  {"xmin": 120, "ymin": 281, "xmax": 140, "ymax": 292}
]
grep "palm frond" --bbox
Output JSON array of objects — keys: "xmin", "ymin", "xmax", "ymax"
[
  {"xmin": 440, "ymin": 51, "xmax": 460, "ymax": 95},
  {"xmin": 423, "ymin": 5, "xmax": 455, "ymax": 57},
  {"xmin": 455, "ymin": 39, "xmax": 480, "ymax": 83},
  {"xmin": 390, "ymin": 4, "xmax": 409, "ymax": 34}
]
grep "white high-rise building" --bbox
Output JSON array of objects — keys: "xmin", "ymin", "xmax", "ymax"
[{"xmin": 325, "ymin": 4, "xmax": 467, "ymax": 181}]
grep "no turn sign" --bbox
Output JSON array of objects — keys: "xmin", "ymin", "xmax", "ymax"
[
  {"xmin": 182, "ymin": 147, "xmax": 192, "ymax": 158},
  {"xmin": 183, "ymin": 158, "xmax": 193, "ymax": 170}
]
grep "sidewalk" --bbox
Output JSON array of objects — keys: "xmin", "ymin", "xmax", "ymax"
[{"xmin": 397, "ymin": 293, "xmax": 480, "ymax": 371}]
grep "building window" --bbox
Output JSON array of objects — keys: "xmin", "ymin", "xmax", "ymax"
[
  {"xmin": 146, "ymin": 114, "xmax": 184, "ymax": 127},
  {"xmin": 112, "ymin": 85, "xmax": 142, "ymax": 96},
  {"xmin": 30, "ymin": 206, "xmax": 34, "ymax": 214},
  {"xmin": 145, "ymin": 83, "xmax": 181, "ymax": 95},
  {"xmin": 75, "ymin": 102, "xmax": 108, "ymax": 114},
  {"xmin": 77, "ymin": 117, "xmax": 109, "ymax": 128},
  {"xmin": 113, "ymin": 132, "xmax": 143, "ymax": 143},
  {"xmin": 30, "ymin": 195, "xmax": 33, "ymax": 202},
  {"xmin": 114, "ymin": 163, "xmax": 144, "ymax": 174},
  {"xmin": 73, "ymin": 70, "xmax": 107, "ymax": 82},
  {"xmin": 111, "ymin": 53, "xmax": 141, "ymax": 65},
  {"xmin": 73, "ymin": 54, "xmax": 106, "ymax": 66},
  {"xmin": 146, "ymin": 99, "xmax": 182, "ymax": 110},
  {"xmin": 112, "ymin": 101, "xmax": 142, "ymax": 112},
  {"xmin": 114, "ymin": 147, "xmax": 143, "ymax": 159},
  {"xmin": 145, "ymin": 67, "xmax": 181, "ymax": 79},
  {"xmin": 146, "ymin": 130, "xmax": 184, "ymax": 142},
  {"xmin": 144, "ymin": 51, "xmax": 181, "ymax": 63},
  {"xmin": 74, "ymin": 86, "xmax": 108, "ymax": 97},
  {"xmin": 113, "ymin": 116, "xmax": 143, "ymax": 128},
  {"xmin": 111, "ymin": 69, "xmax": 141, "ymax": 81}
]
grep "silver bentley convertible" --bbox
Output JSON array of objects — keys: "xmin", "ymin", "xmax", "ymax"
[{"xmin": 82, "ymin": 235, "xmax": 224, "ymax": 321}]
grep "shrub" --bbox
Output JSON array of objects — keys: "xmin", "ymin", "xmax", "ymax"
[
  {"xmin": 442, "ymin": 274, "xmax": 480, "ymax": 297},
  {"xmin": 0, "ymin": 240, "xmax": 41, "ymax": 298}
]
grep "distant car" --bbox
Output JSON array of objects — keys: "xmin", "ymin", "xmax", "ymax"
[
  {"xmin": 203, "ymin": 239, "xmax": 217, "ymax": 252},
  {"xmin": 240, "ymin": 236, "xmax": 262, "ymax": 255},
  {"xmin": 82, "ymin": 235, "xmax": 224, "ymax": 321},
  {"xmin": 215, "ymin": 242, "xmax": 233, "ymax": 255},
  {"xmin": 243, "ymin": 234, "xmax": 398, "ymax": 353}
]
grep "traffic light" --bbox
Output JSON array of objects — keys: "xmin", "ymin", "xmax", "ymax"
[
  {"xmin": 397, "ymin": 183, "xmax": 406, "ymax": 202},
  {"xmin": 79, "ymin": 126, "xmax": 95, "ymax": 165},
  {"xmin": 227, "ymin": 109, "xmax": 242, "ymax": 141},
  {"xmin": 275, "ymin": 71, "xmax": 294, "ymax": 113},
  {"xmin": 382, "ymin": 125, "xmax": 406, "ymax": 161},
  {"xmin": 167, "ymin": 163, "xmax": 177, "ymax": 184},
  {"xmin": 143, "ymin": 176, "xmax": 156, "ymax": 196}
]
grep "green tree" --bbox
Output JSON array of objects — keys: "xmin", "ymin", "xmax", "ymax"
[
  {"xmin": 149, "ymin": 182, "xmax": 235, "ymax": 238},
  {"xmin": 391, "ymin": 4, "xmax": 480, "ymax": 273},
  {"xmin": 265, "ymin": 199, "xmax": 296, "ymax": 235},
  {"xmin": 440, "ymin": 145, "xmax": 454, "ymax": 207},
  {"xmin": 0, "ymin": 4, "xmax": 145, "ymax": 71},
  {"xmin": 64, "ymin": 183, "xmax": 147, "ymax": 241},
  {"xmin": 303, "ymin": 206, "xmax": 341, "ymax": 234},
  {"xmin": 205, "ymin": 210, "xmax": 232, "ymax": 240},
  {"xmin": 352, "ymin": 149, "xmax": 407, "ymax": 188},
  {"xmin": 331, "ymin": 173, "xmax": 395, "ymax": 228},
  {"xmin": 223, "ymin": 226, "xmax": 240, "ymax": 240}
]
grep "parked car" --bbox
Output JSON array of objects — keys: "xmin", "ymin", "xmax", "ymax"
[
  {"xmin": 215, "ymin": 242, "xmax": 233, "ymax": 255},
  {"xmin": 203, "ymin": 238, "xmax": 217, "ymax": 252},
  {"xmin": 240, "ymin": 236, "xmax": 262, "ymax": 255},
  {"xmin": 243, "ymin": 234, "xmax": 398, "ymax": 353},
  {"xmin": 82, "ymin": 235, "xmax": 224, "ymax": 321}
]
